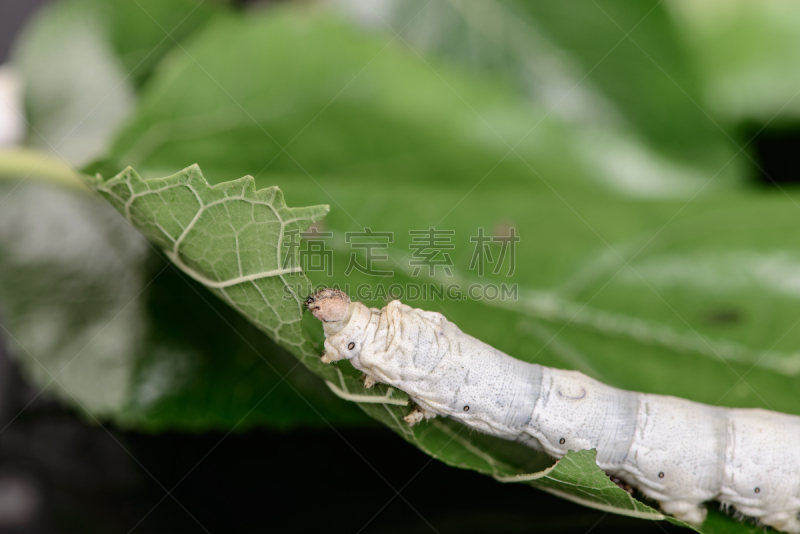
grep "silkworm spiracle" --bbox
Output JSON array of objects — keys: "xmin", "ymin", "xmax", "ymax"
[{"xmin": 306, "ymin": 290, "xmax": 800, "ymax": 533}]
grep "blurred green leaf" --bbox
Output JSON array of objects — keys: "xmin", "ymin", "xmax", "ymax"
[
  {"xmin": 12, "ymin": 0, "xmax": 226, "ymax": 165},
  {"xmin": 0, "ymin": 180, "xmax": 146, "ymax": 414},
  {"xmin": 669, "ymin": 0, "xmax": 800, "ymax": 123},
  {"xmin": 513, "ymin": 0, "xmax": 730, "ymax": 169},
  {"xmin": 97, "ymin": 0, "xmax": 229, "ymax": 87},
  {"xmin": 81, "ymin": 5, "xmax": 800, "ymax": 530},
  {"xmin": 91, "ymin": 6, "xmax": 730, "ymax": 200},
  {"xmin": 13, "ymin": 0, "xmax": 134, "ymax": 165},
  {"xmin": 367, "ymin": 0, "xmax": 740, "ymax": 183}
]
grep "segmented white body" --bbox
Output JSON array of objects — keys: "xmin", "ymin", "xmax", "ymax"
[{"xmin": 318, "ymin": 298, "xmax": 800, "ymax": 533}]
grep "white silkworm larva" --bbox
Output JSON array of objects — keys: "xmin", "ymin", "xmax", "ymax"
[{"xmin": 306, "ymin": 289, "xmax": 800, "ymax": 533}]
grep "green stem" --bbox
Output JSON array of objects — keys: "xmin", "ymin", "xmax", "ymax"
[{"xmin": 0, "ymin": 148, "xmax": 88, "ymax": 191}]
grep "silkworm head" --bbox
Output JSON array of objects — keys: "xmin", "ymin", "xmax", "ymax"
[
  {"xmin": 306, "ymin": 288, "xmax": 350, "ymax": 323},
  {"xmin": 309, "ymin": 289, "xmax": 373, "ymax": 363}
]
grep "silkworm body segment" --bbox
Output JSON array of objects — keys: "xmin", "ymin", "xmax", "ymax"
[{"xmin": 314, "ymin": 294, "xmax": 800, "ymax": 533}]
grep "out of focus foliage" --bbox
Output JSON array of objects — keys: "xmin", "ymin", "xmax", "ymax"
[{"xmin": 3, "ymin": 1, "xmax": 800, "ymax": 531}]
